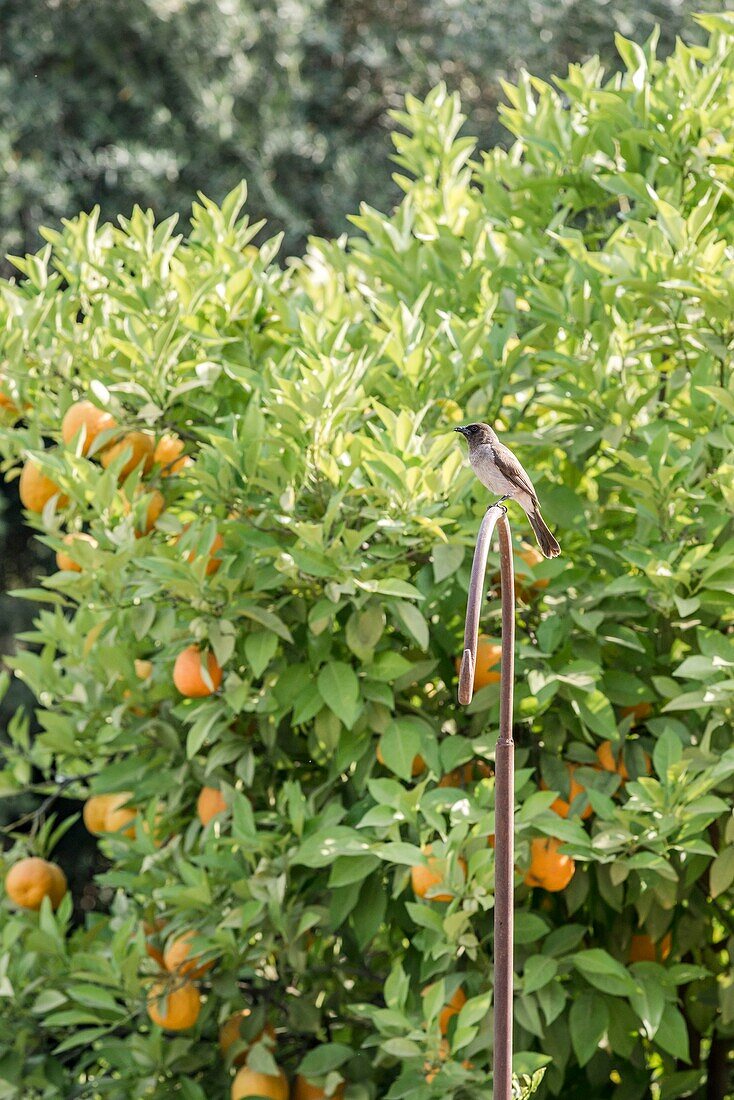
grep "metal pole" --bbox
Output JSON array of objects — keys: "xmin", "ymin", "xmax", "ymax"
[
  {"xmin": 493, "ymin": 512, "xmax": 515, "ymax": 1100},
  {"xmin": 458, "ymin": 505, "xmax": 515, "ymax": 1100}
]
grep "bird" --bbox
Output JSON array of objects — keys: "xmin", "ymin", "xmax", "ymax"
[{"xmin": 454, "ymin": 422, "xmax": 561, "ymax": 558}]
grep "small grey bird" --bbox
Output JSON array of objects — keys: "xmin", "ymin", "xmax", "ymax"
[{"xmin": 454, "ymin": 422, "xmax": 561, "ymax": 558}]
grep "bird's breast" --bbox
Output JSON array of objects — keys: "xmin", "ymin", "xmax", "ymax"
[{"xmin": 470, "ymin": 446, "xmax": 515, "ymax": 495}]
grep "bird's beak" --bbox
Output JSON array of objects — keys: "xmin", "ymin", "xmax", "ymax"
[{"xmin": 454, "ymin": 426, "xmax": 468, "ymax": 436}]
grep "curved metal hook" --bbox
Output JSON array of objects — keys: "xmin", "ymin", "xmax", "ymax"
[{"xmin": 458, "ymin": 504, "xmax": 514, "ymax": 706}]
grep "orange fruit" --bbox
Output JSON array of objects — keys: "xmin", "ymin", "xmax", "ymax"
[
  {"xmin": 83, "ymin": 792, "xmax": 136, "ymax": 838},
  {"xmin": 376, "ymin": 741, "xmax": 426, "ymax": 777},
  {"xmin": 163, "ymin": 930, "xmax": 213, "ymax": 978},
  {"xmin": 629, "ymin": 931, "xmax": 672, "ymax": 963},
  {"xmin": 410, "ymin": 845, "xmax": 467, "ymax": 902},
  {"xmin": 136, "ymin": 489, "xmax": 165, "ymax": 535},
  {"xmin": 219, "ymin": 1010, "xmax": 247, "ymax": 1061},
  {"xmin": 292, "ymin": 1077, "xmax": 345, "ymax": 1100},
  {"xmin": 598, "ymin": 740, "xmax": 653, "ymax": 780},
  {"xmin": 455, "ymin": 634, "xmax": 501, "ymax": 690},
  {"xmin": 523, "ymin": 837, "xmax": 575, "ymax": 892},
  {"xmin": 82, "ymin": 796, "xmax": 110, "ymax": 836},
  {"xmin": 438, "ymin": 760, "xmax": 492, "ymax": 788},
  {"xmin": 135, "ymin": 659, "xmax": 153, "ymax": 680},
  {"xmin": 5, "ymin": 857, "xmax": 67, "ymax": 910},
  {"xmin": 56, "ymin": 532, "xmax": 98, "ymax": 571},
  {"xmin": 596, "ymin": 740, "xmax": 629, "ymax": 781},
  {"xmin": 219, "ymin": 1010, "xmax": 276, "ymax": 1065},
  {"xmin": 46, "ymin": 863, "xmax": 68, "ymax": 908},
  {"xmin": 231, "ymin": 1066, "xmax": 289, "ymax": 1100},
  {"xmin": 61, "ymin": 400, "xmax": 118, "ymax": 455},
  {"xmin": 197, "ymin": 786, "xmax": 227, "ymax": 826},
  {"xmin": 105, "ymin": 794, "xmax": 138, "ymax": 836},
  {"xmin": 18, "ymin": 458, "xmax": 68, "ymax": 512},
  {"xmin": 439, "ymin": 986, "xmax": 467, "ymax": 1035},
  {"xmin": 541, "ymin": 764, "xmax": 592, "ymax": 820},
  {"xmin": 154, "ymin": 433, "xmax": 192, "ymax": 476},
  {"xmin": 180, "ymin": 527, "xmax": 224, "ymax": 575},
  {"xmin": 173, "ymin": 645, "xmax": 223, "ymax": 697},
  {"xmin": 101, "ymin": 431, "xmax": 155, "ymax": 478},
  {"xmin": 620, "ymin": 701, "xmax": 652, "ymax": 726},
  {"xmin": 422, "ymin": 983, "xmax": 467, "ymax": 1035},
  {"xmin": 146, "ymin": 980, "xmax": 201, "ymax": 1030}
]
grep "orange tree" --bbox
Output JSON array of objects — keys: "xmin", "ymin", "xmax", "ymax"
[{"xmin": 1, "ymin": 14, "xmax": 734, "ymax": 1100}]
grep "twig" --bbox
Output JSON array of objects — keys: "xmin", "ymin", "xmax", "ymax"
[{"xmin": 2, "ymin": 772, "xmax": 96, "ymax": 836}]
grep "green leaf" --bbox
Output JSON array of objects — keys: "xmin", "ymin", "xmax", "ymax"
[
  {"xmin": 523, "ymin": 955, "xmax": 558, "ymax": 994},
  {"xmin": 710, "ymin": 847, "xmax": 734, "ymax": 899},
  {"xmin": 232, "ymin": 791, "xmax": 256, "ymax": 840},
  {"xmin": 351, "ymin": 874, "xmax": 387, "ymax": 949},
  {"xmin": 346, "ymin": 605, "xmax": 385, "ymax": 658},
  {"xmin": 382, "ymin": 1037, "xmax": 422, "ymax": 1058},
  {"xmin": 536, "ymin": 981, "xmax": 566, "ymax": 1027},
  {"xmin": 294, "ymin": 827, "xmax": 370, "ymax": 868},
  {"xmin": 653, "ymin": 729, "xmax": 682, "ymax": 781},
  {"xmin": 542, "ymin": 925, "xmax": 586, "ymax": 957},
  {"xmin": 378, "ymin": 716, "xmax": 431, "ymax": 780},
  {"xmin": 186, "ymin": 706, "xmax": 225, "ymax": 758},
  {"xmin": 298, "ymin": 1043, "xmax": 353, "ymax": 1076},
  {"xmin": 317, "ymin": 662, "xmax": 361, "ymax": 729},
  {"xmin": 569, "ymin": 991, "xmax": 608, "ymax": 1066},
  {"xmin": 573, "ymin": 950, "xmax": 636, "ymax": 996},
  {"xmin": 514, "ymin": 912, "xmax": 550, "ymax": 944},
  {"xmin": 572, "ymin": 691, "xmax": 618, "ymax": 739},
  {"xmin": 239, "ymin": 605, "xmax": 293, "ymax": 643},
  {"xmin": 628, "ymin": 972, "xmax": 665, "ymax": 1039},
  {"xmin": 372, "ymin": 842, "xmax": 424, "ymax": 867},
  {"xmin": 244, "ymin": 632, "xmax": 278, "ymax": 677},
  {"xmin": 32, "ymin": 990, "xmax": 67, "ymax": 1014},
  {"xmin": 391, "ymin": 601, "xmax": 429, "ymax": 650},
  {"xmin": 432, "ymin": 543, "xmax": 464, "ymax": 582},
  {"xmin": 367, "ymin": 652, "xmax": 413, "ymax": 682},
  {"xmin": 356, "ymin": 578, "xmax": 424, "ymax": 599},
  {"xmin": 328, "ymin": 854, "xmax": 380, "ymax": 887},
  {"xmin": 654, "ymin": 1004, "xmax": 690, "ymax": 1062},
  {"xmin": 53, "ymin": 1027, "xmax": 112, "ymax": 1054}
]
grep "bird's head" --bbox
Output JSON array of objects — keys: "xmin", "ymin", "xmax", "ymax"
[{"xmin": 454, "ymin": 423, "xmax": 493, "ymax": 446}]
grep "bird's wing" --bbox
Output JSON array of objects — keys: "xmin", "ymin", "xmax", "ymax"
[{"xmin": 491, "ymin": 442, "xmax": 538, "ymax": 502}]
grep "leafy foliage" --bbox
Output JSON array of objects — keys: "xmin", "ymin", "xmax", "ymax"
[
  {"xmin": 1, "ymin": 13, "xmax": 734, "ymax": 1098},
  {"xmin": 0, "ymin": 0, "xmax": 720, "ymax": 266}
]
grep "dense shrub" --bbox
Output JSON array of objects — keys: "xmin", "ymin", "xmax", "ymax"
[{"xmin": 1, "ymin": 13, "xmax": 733, "ymax": 1098}]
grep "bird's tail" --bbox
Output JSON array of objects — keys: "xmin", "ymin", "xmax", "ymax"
[{"xmin": 527, "ymin": 508, "xmax": 561, "ymax": 558}]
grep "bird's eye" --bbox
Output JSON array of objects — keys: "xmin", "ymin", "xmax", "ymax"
[{"xmin": 470, "ymin": 426, "xmax": 477, "ymax": 434}]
